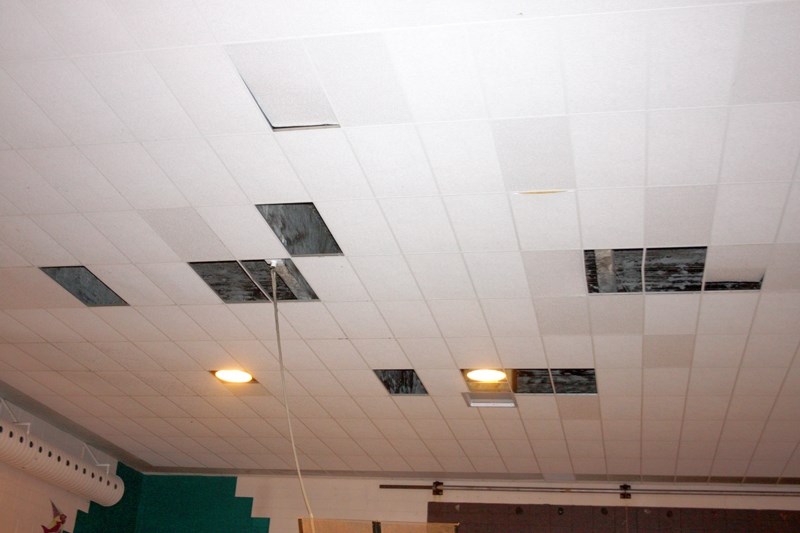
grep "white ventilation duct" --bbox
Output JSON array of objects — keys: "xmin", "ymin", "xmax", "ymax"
[{"xmin": 0, "ymin": 417, "xmax": 124, "ymax": 506}]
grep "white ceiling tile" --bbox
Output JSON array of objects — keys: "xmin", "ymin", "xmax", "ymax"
[
  {"xmin": 290, "ymin": 369, "xmax": 347, "ymax": 396},
  {"xmin": 138, "ymin": 262, "xmax": 220, "ymax": 305},
  {"xmin": 197, "ymin": 205, "xmax": 287, "ymax": 259},
  {"xmin": 742, "ymin": 334, "xmax": 799, "ymax": 368},
  {"xmin": 346, "ymin": 124, "xmax": 437, "ymax": 198},
  {"xmin": 385, "ymin": 25, "xmax": 485, "ymax": 122},
  {"xmin": 315, "ymin": 199, "xmax": 398, "ymax": 256},
  {"xmin": 600, "ymin": 395, "xmax": 641, "ymax": 420},
  {"xmin": 207, "ymin": 134, "xmax": 309, "ymax": 204},
  {"xmin": 0, "ymin": 151, "xmax": 73, "ymax": 214},
  {"xmin": 752, "ymin": 293, "xmax": 800, "ymax": 335},
  {"xmin": 91, "ymin": 309, "xmax": 167, "ymax": 343},
  {"xmin": 444, "ymin": 194, "xmax": 518, "ymax": 252},
  {"xmin": 732, "ymin": 1, "xmax": 800, "ymax": 104},
  {"xmin": 0, "ymin": 241, "xmax": 28, "ymax": 267},
  {"xmin": 464, "ymin": 251, "xmax": 529, "ymax": 300},
  {"xmin": 494, "ymin": 336, "xmax": 547, "ymax": 368},
  {"xmin": 687, "ymin": 367, "xmax": 737, "ymax": 396},
  {"xmin": 560, "ymin": 11, "xmax": 647, "ymax": 112},
  {"xmin": 0, "ymin": 193, "xmax": 18, "ymax": 215},
  {"xmin": 643, "ymin": 368, "xmax": 689, "ymax": 396},
  {"xmin": 492, "ymin": 117, "xmax": 576, "ymax": 191},
  {"xmin": 571, "ymin": 111, "xmax": 645, "ymax": 189},
  {"xmin": 413, "ymin": 369, "xmax": 467, "ymax": 397},
  {"xmin": 276, "ymin": 129, "xmax": 372, "ymax": 201},
  {"xmin": 32, "ymin": 213, "xmax": 128, "ymax": 265},
  {"xmin": 221, "ymin": 339, "xmax": 278, "ymax": 372},
  {"xmin": 148, "ymin": 46, "xmax": 268, "ymax": 136},
  {"xmin": 136, "ymin": 306, "xmax": 209, "ymax": 342},
  {"xmin": 733, "ymin": 368, "xmax": 787, "ymax": 396},
  {"xmin": 379, "ymin": 197, "xmax": 458, "ymax": 254},
  {"xmin": 92, "ymin": 264, "xmax": 173, "ymax": 306},
  {"xmin": 348, "ymin": 256, "xmax": 420, "ymax": 301},
  {"xmin": 542, "ymin": 335, "xmax": 594, "ymax": 368},
  {"xmin": 5, "ymin": 59, "xmax": 134, "ymax": 145},
  {"xmin": 5, "ymin": 310, "xmax": 81, "ymax": 342},
  {"xmin": 692, "ymin": 334, "xmax": 746, "ymax": 368},
  {"xmin": 579, "ymin": 188, "xmax": 645, "ymax": 250},
  {"xmin": 644, "ymin": 294, "xmax": 700, "ymax": 335},
  {"xmin": 711, "ymin": 182, "xmax": 791, "ymax": 245},
  {"xmin": 351, "ymin": 338, "xmax": 411, "ymax": 369},
  {"xmin": 593, "ymin": 335, "xmax": 643, "ymax": 369},
  {"xmin": 648, "ymin": 5, "xmax": 743, "ymax": 108},
  {"xmin": 589, "ymin": 295, "xmax": 644, "ymax": 335},
  {"xmin": 324, "ymin": 302, "xmax": 391, "ymax": 339},
  {"xmin": 227, "ymin": 303, "xmax": 299, "ymax": 341},
  {"xmin": 48, "ymin": 310, "xmax": 125, "ymax": 343},
  {"xmin": 0, "ymin": 68, "xmax": 69, "ymax": 149},
  {"xmin": 260, "ymin": 340, "xmax": 324, "ymax": 372},
  {"xmin": 697, "ymin": 293, "xmax": 759, "ymax": 335},
  {"xmin": 142, "ymin": 139, "xmax": 249, "ymax": 207},
  {"xmin": 307, "ymin": 339, "xmax": 367, "ymax": 370},
  {"xmin": 522, "ymin": 266, "xmax": 586, "ymax": 329},
  {"xmin": 84, "ymin": 211, "xmax": 179, "ymax": 264},
  {"xmin": 0, "ymin": 215, "xmax": 77, "ymax": 266},
  {"xmin": 644, "ymin": 186, "xmax": 717, "ymax": 247},
  {"xmin": 511, "ymin": 192, "xmax": 581, "ymax": 251},
  {"xmin": 535, "ymin": 297, "xmax": 589, "ymax": 336},
  {"xmin": 396, "ymin": 336, "xmax": 453, "ymax": 369},
  {"xmin": 193, "ymin": 0, "xmax": 296, "ymax": 42},
  {"xmin": 0, "ymin": 0, "xmax": 62, "ymax": 60},
  {"xmin": 305, "ymin": 33, "xmax": 411, "ymax": 126},
  {"xmin": 74, "ymin": 53, "xmax": 200, "ymax": 141},
  {"xmin": 705, "ymin": 244, "xmax": 771, "ymax": 283},
  {"xmin": 764, "ymin": 243, "xmax": 800, "ymax": 290},
  {"xmin": 429, "ymin": 300, "xmax": 489, "ymax": 338},
  {"xmin": 226, "ymin": 40, "xmax": 337, "ymax": 129},
  {"xmin": 721, "ymin": 103, "xmax": 800, "ymax": 183},
  {"xmin": 470, "ymin": 18, "xmax": 564, "ymax": 118},
  {"xmin": 291, "ymin": 257, "xmax": 369, "ymax": 302},
  {"xmin": 139, "ymin": 207, "xmax": 231, "ymax": 262},
  {"xmin": 19, "ymin": 147, "xmax": 131, "ymax": 212},
  {"xmin": 446, "ymin": 337, "xmax": 500, "ymax": 369},
  {"xmin": 647, "ymin": 107, "xmax": 728, "ymax": 187},
  {"xmin": 0, "ymin": 268, "xmax": 83, "ymax": 309},
  {"xmin": 417, "ymin": 121, "xmax": 504, "ymax": 195},
  {"xmin": 276, "ymin": 302, "xmax": 344, "ymax": 340},
  {"xmin": 482, "ymin": 298, "xmax": 539, "ymax": 337},
  {"xmin": 181, "ymin": 305, "xmax": 254, "ymax": 341},
  {"xmin": 79, "ymin": 143, "xmax": 188, "ymax": 209},
  {"xmin": 105, "ymin": 0, "xmax": 213, "ymax": 48},
  {"xmin": 406, "ymin": 253, "xmax": 474, "ymax": 300}
]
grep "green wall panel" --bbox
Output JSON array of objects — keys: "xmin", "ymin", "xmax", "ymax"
[{"xmin": 70, "ymin": 462, "xmax": 143, "ymax": 533}]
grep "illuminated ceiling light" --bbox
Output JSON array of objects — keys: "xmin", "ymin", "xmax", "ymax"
[
  {"xmin": 214, "ymin": 369, "xmax": 254, "ymax": 383},
  {"xmin": 466, "ymin": 369, "xmax": 507, "ymax": 383}
]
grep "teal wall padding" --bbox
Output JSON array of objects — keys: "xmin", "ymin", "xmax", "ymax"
[{"xmin": 70, "ymin": 464, "xmax": 269, "ymax": 533}]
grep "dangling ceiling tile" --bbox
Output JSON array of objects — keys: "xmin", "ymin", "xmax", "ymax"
[
  {"xmin": 255, "ymin": 203, "xmax": 342, "ymax": 256},
  {"xmin": 226, "ymin": 41, "xmax": 338, "ymax": 130},
  {"xmin": 644, "ymin": 247, "xmax": 706, "ymax": 292},
  {"xmin": 374, "ymin": 369, "xmax": 428, "ymax": 395},
  {"xmin": 40, "ymin": 266, "xmax": 127, "ymax": 306}
]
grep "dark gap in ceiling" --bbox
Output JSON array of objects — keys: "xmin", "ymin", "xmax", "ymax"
[
  {"xmin": 644, "ymin": 247, "xmax": 706, "ymax": 292},
  {"xmin": 189, "ymin": 261, "xmax": 267, "ymax": 303},
  {"xmin": 40, "ymin": 266, "xmax": 127, "ymax": 307},
  {"xmin": 374, "ymin": 369, "xmax": 428, "ymax": 395},
  {"xmin": 551, "ymin": 369, "xmax": 597, "ymax": 394},
  {"xmin": 584, "ymin": 249, "xmax": 643, "ymax": 293},
  {"xmin": 703, "ymin": 279, "xmax": 763, "ymax": 291},
  {"xmin": 256, "ymin": 203, "xmax": 342, "ymax": 256},
  {"xmin": 511, "ymin": 369, "xmax": 554, "ymax": 394},
  {"xmin": 241, "ymin": 259, "xmax": 317, "ymax": 301}
]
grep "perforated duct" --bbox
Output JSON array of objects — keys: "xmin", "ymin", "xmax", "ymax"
[{"xmin": 0, "ymin": 417, "xmax": 124, "ymax": 506}]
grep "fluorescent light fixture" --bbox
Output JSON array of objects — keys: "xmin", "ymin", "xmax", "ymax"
[
  {"xmin": 462, "ymin": 392, "xmax": 517, "ymax": 408},
  {"xmin": 466, "ymin": 369, "xmax": 507, "ymax": 383},
  {"xmin": 213, "ymin": 369, "xmax": 253, "ymax": 383}
]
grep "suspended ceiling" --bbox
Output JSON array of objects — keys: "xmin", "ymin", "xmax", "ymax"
[{"xmin": 1, "ymin": 0, "xmax": 800, "ymax": 484}]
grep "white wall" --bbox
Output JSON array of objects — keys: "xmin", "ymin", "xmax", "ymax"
[{"xmin": 237, "ymin": 475, "xmax": 800, "ymax": 533}]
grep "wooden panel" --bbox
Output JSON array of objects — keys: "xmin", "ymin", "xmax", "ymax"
[
  {"xmin": 382, "ymin": 523, "xmax": 458, "ymax": 533},
  {"xmin": 298, "ymin": 518, "xmax": 373, "ymax": 533}
]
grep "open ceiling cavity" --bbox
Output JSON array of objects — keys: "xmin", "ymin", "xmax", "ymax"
[
  {"xmin": 226, "ymin": 41, "xmax": 339, "ymax": 131},
  {"xmin": 584, "ymin": 247, "xmax": 759, "ymax": 293},
  {"xmin": 461, "ymin": 369, "xmax": 598, "ymax": 395},
  {"xmin": 256, "ymin": 203, "xmax": 342, "ymax": 256},
  {"xmin": 190, "ymin": 259, "xmax": 317, "ymax": 303},
  {"xmin": 373, "ymin": 369, "xmax": 428, "ymax": 395},
  {"xmin": 40, "ymin": 266, "xmax": 127, "ymax": 307}
]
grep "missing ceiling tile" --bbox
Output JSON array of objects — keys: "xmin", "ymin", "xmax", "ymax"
[
  {"xmin": 40, "ymin": 266, "xmax": 127, "ymax": 307},
  {"xmin": 644, "ymin": 247, "xmax": 706, "ymax": 292},
  {"xmin": 241, "ymin": 259, "xmax": 317, "ymax": 301},
  {"xmin": 584, "ymin": 249, "xmax": 643, "ymax": 293},
  {"xmin": 551, "ymin": 369, "xmax": 597, "ymax": 394},
  {"xmin": 511, "ymin": 369, "xmax": 554, "ymax": 394},
  {"xmin": 703, "ymin": 279, "xmax": 763, "ymax": 291},
  {"xmin": 189, "ymin": 261, "xmax": 267, "ymax": 303},
  {"xmin": 256, "ymin": 203, "xmax": 342, "ymax": 256},
  {"xmin": 374, "ymin": 369, "xmax": 427, "ymax": 395}
]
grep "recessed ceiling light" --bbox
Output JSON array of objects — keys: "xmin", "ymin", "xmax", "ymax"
[
  {"xmin": 466, "ymin": 369, "xmax": 507, "ymax": 383},
  {"xmin": 214, "ymin": 369, "xmax": 253, "ymax": 383}
]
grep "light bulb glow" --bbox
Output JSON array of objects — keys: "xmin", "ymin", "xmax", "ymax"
[
  {"xmin": 214, "ymin": 369, "xmax": 253, "ymax": 383},
  {"xmin": 466, "ymin": 369, "xmax": 507, "ymax": 382}
]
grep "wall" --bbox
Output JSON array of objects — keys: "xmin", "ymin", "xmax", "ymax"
[{"xmin": 237, "ymin": 475, "xmax": 800, "ymax": 533}]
